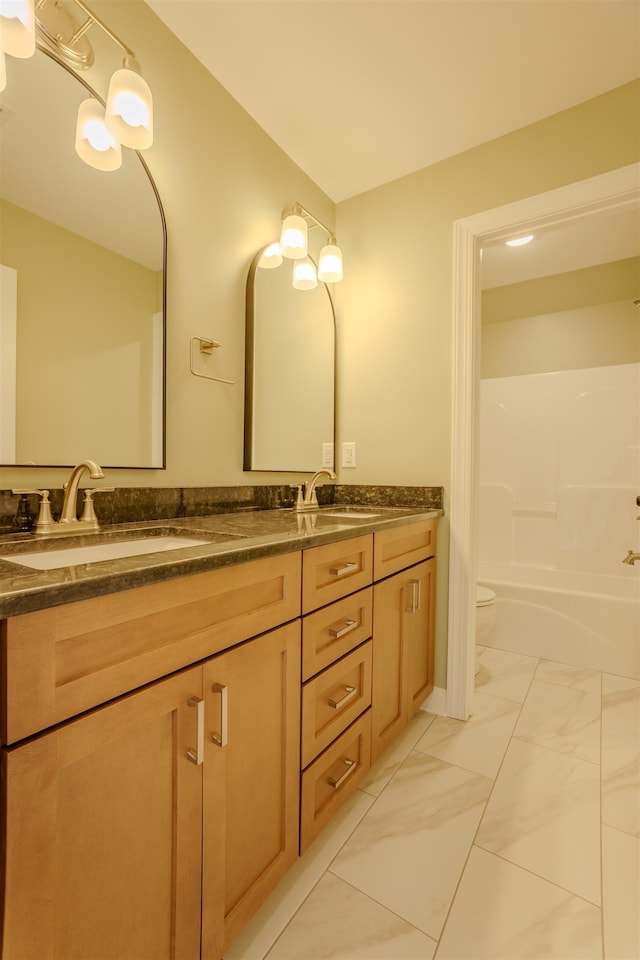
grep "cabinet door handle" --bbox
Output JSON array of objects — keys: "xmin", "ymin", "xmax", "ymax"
[
  {"xmin": 327, "ymin": 758, "xmax": 356, "ymax": 789},
  {"xmin": 211, "ymin": 683, "xmax": 228, "ymax": 747},
  {"xmin": 329, "ymin": 561, "xmax": 358, "ymax": 577},
  {"xmin": 187, "ymin": 696, "xmax": 204, "ymax": 765},
  {"xmin": 328, "ymin": 684, "xmax": 357, "ymax": 709},
  {"xmin": 406, "ymin": 579, "xmax": 421, "ymax": 613},
  {"xmin": 329, "ymin": 618, "xmax": 357, "ymax": 639}
]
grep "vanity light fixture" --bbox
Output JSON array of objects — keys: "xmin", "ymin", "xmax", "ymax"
[
  {"xmin": 292, "ymin": 256, "xmax": 318, "ymax": 291},
  {"xmin": 280, "ymin": 202, "xmax": 344, "ymax": 286},
  {"xmin": 0, "ymin": 0, "xmax": 36, "ymax": 59},
  {"xmin": 0, "ymin": 0, "xmax": 153, "ymax": 170},
  {"xmin": 105, "ymin": 54, "xmax": 153, "ymax": 150},
  {"xmin": 505, "ymin": 234, "xmax": 534, "ymax": 246},
  {"xmin": 280, "ymin": 209, "xmax": 308, "ymax": 259}
]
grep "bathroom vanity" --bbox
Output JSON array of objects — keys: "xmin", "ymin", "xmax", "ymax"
[{"xmin": 0, "ymin": 506, "xmax": 438, "ymax": 960}]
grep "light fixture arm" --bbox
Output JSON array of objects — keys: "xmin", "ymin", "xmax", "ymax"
[
  {"xmin": 285, "ymin": 202, "xmax": 334, "ymax": 241},
  {"xmin": 40, "ymin": 0, "xmax": 136, "ymax": 59}
]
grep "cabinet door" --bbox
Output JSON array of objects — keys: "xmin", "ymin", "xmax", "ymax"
[
  {"xmin": 371, "ymin": 560, "xmax": 436, "ymax": 761},
  {"xmin": 371, "ymin": 572, "xmax": 406, "ymax": 760},
  {"xmin": 405, "ymin": 558, "xmax": 436, "ymax": 718},
  {"xmin": 201, "ymin": 622, "xmax": 301, "ymax": 959},
  {"xmin": 1, "ymin": 667, "xmax": 204, "ymax": 960}
]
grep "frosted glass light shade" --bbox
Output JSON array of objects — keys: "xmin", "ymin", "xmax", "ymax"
[
  {"xmin": 105, "ymin": 58, "xmax": 153, "ymax": 150},
  {"xmin": 75, "ymin": 98, "xmax": 122, "ymax": 171},
  {"xmin": 0, "ymin": 0, "xmax": 35, "ymax": 58},
  {"xmin": 318, "ymin": 243, "xmax": 343, "ymax": 283},
  {"xmin": 292, "ymin": 257, "xmax": 317, "ymax": 291},
  {"xmin": 258, "ymin": 242, "xmax": 283, "ymax": 269},
  {"xmin": 280, "ymin": 214, "xmax": 307, "ymax": 259}
]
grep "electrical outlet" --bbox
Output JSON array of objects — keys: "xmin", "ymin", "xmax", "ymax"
[
  {"xmin": 341, "ymin": 441, "xmax": 356, "ymax": 468},
  {"xmin": 321, "ymin": 443, "xmax": 334, "ymax": 468}
]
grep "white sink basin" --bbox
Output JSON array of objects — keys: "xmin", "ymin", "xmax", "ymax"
[
  {"xmin": 1, "ymin": 536, "xmax": 212, "ymax": 571},
  {"xmin": 320, "ymin": 510, "xmax": 382, "ymax": 519}
]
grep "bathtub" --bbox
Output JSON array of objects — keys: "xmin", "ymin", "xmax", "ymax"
[{"xmin": 477, "ymin": 561, "xmax": 640, "ymax": 680}]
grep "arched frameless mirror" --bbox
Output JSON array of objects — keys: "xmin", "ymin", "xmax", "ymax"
[
  {"xmin": 244, "ymin": 245, "xmax": 336, "ymax": 472},
  {"xmin": 0, "ymin": 48, "xmax": 166, "ymax": 468}
]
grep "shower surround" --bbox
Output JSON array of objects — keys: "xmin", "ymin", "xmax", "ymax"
[{"xmin": 478, "ymin": 362, "xmax": 640, "ymax": 680}]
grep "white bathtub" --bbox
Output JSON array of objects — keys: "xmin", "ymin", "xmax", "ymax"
[{"xmin": 478, "ymin": 561, "xmax": 640, "ymax": 680}]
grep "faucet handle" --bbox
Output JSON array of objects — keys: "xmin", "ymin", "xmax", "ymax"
[
  {"xmin": 11, "ymin": 489, "xmax": 57, "ymax": 535},
  {"xmin": 80, "ymin": 488, "xmax": 114, "ymax": 524}
]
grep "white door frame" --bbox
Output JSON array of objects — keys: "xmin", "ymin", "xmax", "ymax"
[{"xmin": 447, "ymin": 162, "xmax": 640, "ymax": 721}]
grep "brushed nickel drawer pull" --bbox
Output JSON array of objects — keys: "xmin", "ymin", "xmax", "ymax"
[
  {"xmin": 405, "ymin": 579, "xmax": 421, "ymax": 613},
  {"xmin": 329, "ymin": 618, "xmax": 357, "ymax": 639},
  {"xmin": 328, "ymin": 758, "xmax": 356, "ymax": 789},
  {"xmin": 329, "ymin": 561, "xmax": 358, "ymax": 577},
  {"xmin": 328, "ymin": 684, "xmax": 356, "ymax": 709},
  {"xmin": 187, "ymin": 696, "xmax": 204, "ymax": 765},
  {"xmin": 211, "ymin": 683, "xmax": 228, "ymax": 747}
]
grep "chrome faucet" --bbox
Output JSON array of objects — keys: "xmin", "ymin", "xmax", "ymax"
[
  {"xmin": 294, "ymin": 469, "xmax": 336, "ymax": 512},
  {"xmin": 622, "ymin": 549, "xmax": 640, "ymax": 566}
]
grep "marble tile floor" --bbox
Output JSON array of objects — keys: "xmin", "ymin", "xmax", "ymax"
[{"xmin": 225, "ymin": 647, "xmax": 640, "ymax": 960}]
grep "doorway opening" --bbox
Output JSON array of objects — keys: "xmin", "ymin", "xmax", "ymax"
[{"xmin": 447, "ymin": 163, "xmax": 640, "ymax": 720}]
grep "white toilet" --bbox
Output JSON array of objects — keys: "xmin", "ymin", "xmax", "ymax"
[{"xmin": 475, "ymin": 585, "xmax": 497, "ymax": 675}]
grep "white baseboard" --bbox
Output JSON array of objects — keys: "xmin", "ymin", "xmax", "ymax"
[{"xmin": 421, "ymin": 685, "xmax": 447, "ymax": 717}]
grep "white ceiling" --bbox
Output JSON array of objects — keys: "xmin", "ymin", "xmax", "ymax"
[
  {"xmin": 145, "ymin": 0, "xmax": 640, "ymax": 203},
  {"xmin": 480, "ymin": 205, "xmax": 640, "ymax": 288}
]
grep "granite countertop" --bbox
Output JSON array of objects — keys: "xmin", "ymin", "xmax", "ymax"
[{"xmin": 0, "ymin": 505, "xmax": 441, "ymax": 618}]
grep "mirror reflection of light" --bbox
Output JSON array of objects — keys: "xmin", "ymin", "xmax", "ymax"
[
  {"xmin": 293, "ymin": 257, "xmax": 317, "ymax": 290},
  {"xmin": 83, "ymin": 119, "xmax": 117, "ymax": 152},
  {"xmin": 75, "ymin": 98, "xmax": 122, "ymax": 170},
  {"xmin": 506, "ymin": 234, "xmax": 534, "ymax": 246},
  {"xmin": 318, "ymin": 244, "xmax": 343, "ymax": 283},
  {"xmin": 258, "ymin": 242, "xmax": 283, "ymax": 269}
]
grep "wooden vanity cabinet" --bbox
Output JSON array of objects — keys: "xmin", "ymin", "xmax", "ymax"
[
  {"xmin": 0, "ymin": 517, "xmax": 438, "ymax": 957},
  {"xmin": 371, "ymin": 521, "xmax": 437, "ymax": 761},
  {"xmin": 0, "ymin": 554, "xmax": 301, "ymax": 960}
]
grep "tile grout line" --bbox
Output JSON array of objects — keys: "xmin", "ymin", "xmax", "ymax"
[{"xmin": 432, "ymin": 654, "xmax": 541, "ymax": 955}]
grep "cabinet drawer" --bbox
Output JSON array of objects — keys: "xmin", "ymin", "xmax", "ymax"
[
  {"xmin": 373, "ymin": 519, "xmax": 437, "ymax": 581},
  {"xmin": 302, "ymin": 587, "xmax": 373, "ymax": 681},
  {"xmin": 302, "ymin": 535, "xmax": 373, "ymax": 613},
  {"xmin": 1, "ymin": 551, "xmax": 302, "ymax": 745},
  {"xmin": 301, "ymin": 640, "xmax": 372, "ymax": 768},
  {"xmin": 300, "ymin": 710, "xmax": 371, "ymax": 854}
]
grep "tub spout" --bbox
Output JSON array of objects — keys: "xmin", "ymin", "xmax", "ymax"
[{"xmin": 622, "ymin": 549, "xmax": 640, "ymax": 565}]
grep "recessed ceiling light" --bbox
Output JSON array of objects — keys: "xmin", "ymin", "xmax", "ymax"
[{"xmin": 505, "ymin": 235, "xmax": 534, "ymax": 247}]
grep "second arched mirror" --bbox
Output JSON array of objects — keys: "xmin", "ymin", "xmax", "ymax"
[{"xmin": 244, "ymin": 245, "xmax": 336, "ymax": 472}]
